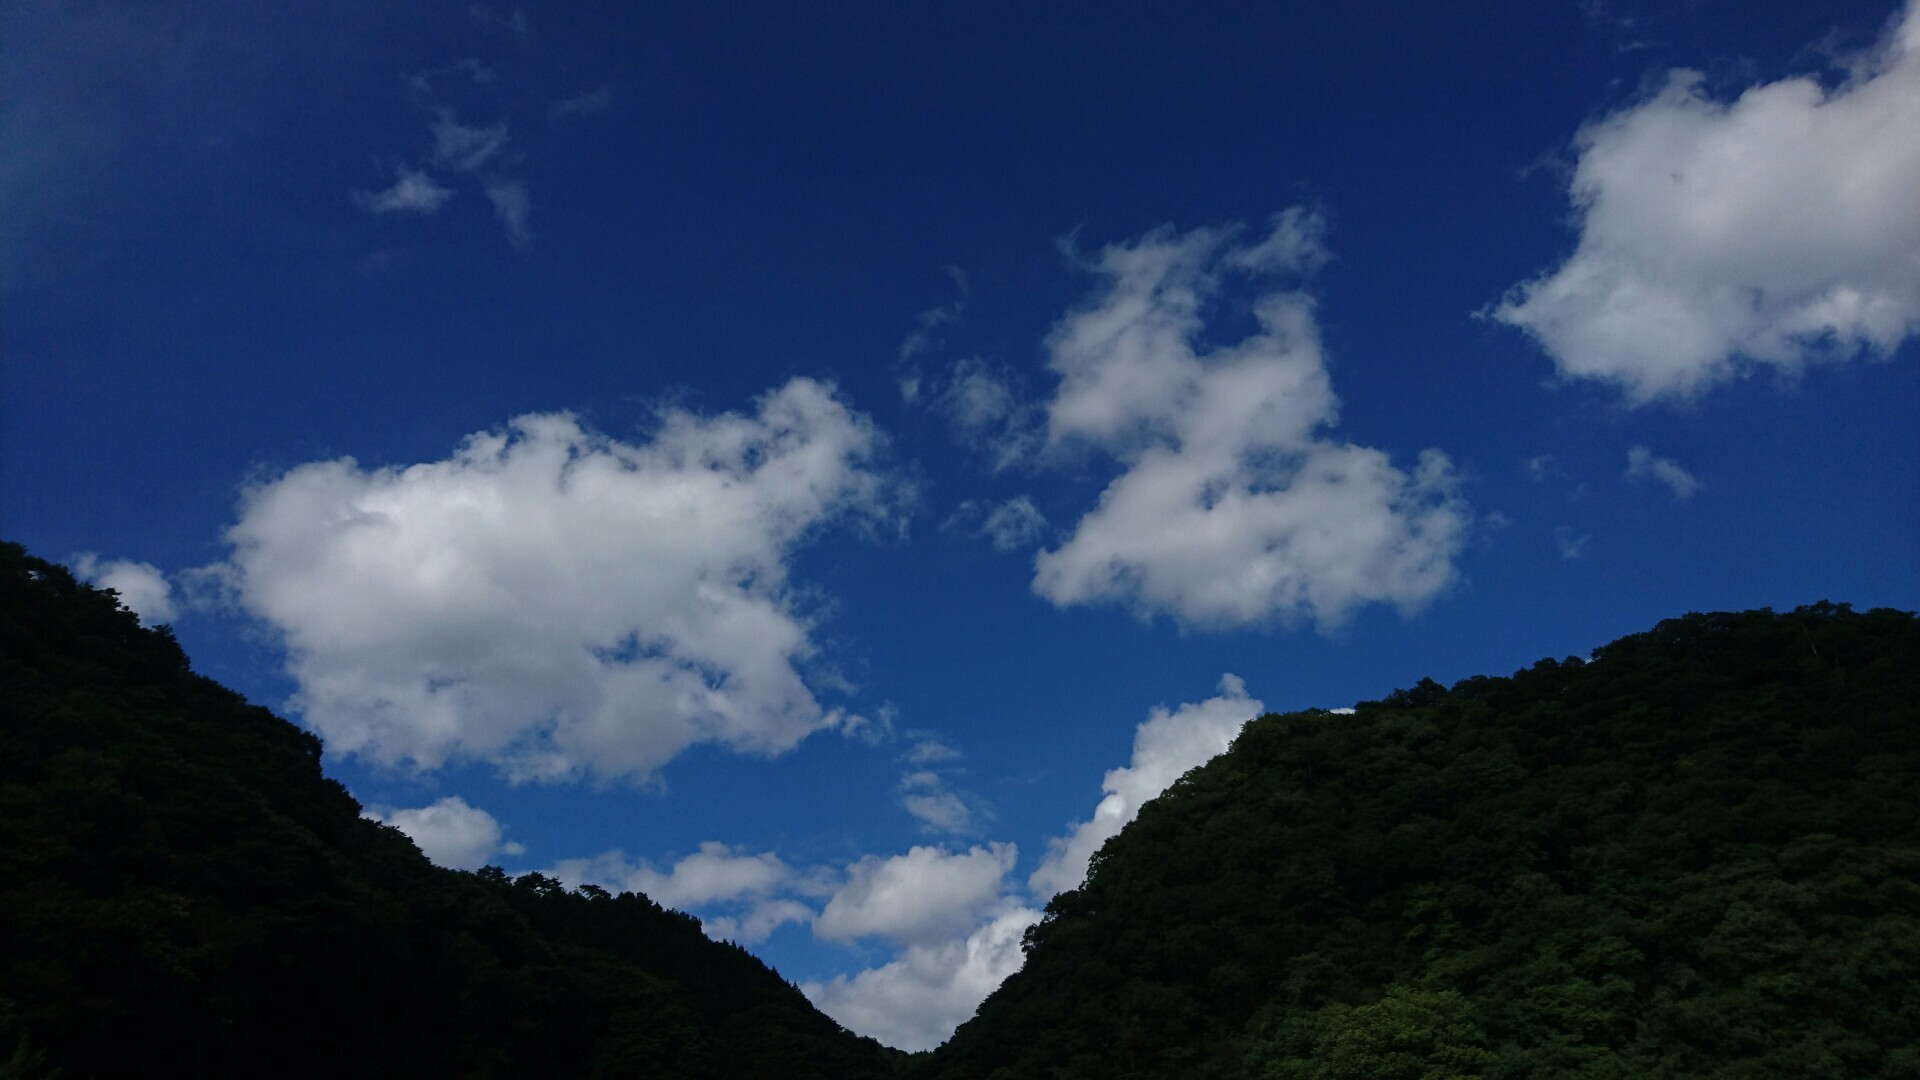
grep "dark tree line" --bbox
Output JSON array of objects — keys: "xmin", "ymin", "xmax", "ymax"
[
  {"xmin": 7, "ymin": 536, "xmax": 1916, "ymax": 1078},
  {"xmin": 0, "ymin": 543, "xmax": 899, "ymax": 1079},
  {"xmin": 921, "ymin": 602, "xmax": 1920, "ymax": 1078}
]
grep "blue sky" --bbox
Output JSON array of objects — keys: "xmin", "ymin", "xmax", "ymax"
[{"xmin": 6, "ymin": 0, "xmax": 1918, "ymax": 1051}]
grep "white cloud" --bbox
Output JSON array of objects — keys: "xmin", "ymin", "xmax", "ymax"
[
  {"xmin": 71, "ymin": 553, "xmax": 175, "ymax": 625},
  {"xmin": 217, "ymin": 378, "xmax": 901, "ymax": 783},
  {"xmin": 1492, "ymin": 4, "xmax": 1920, "ymax": 402},
  {"xmin": 1033, "ymin": 211, "xmax": 1472, "ymax": 630},
  {"xmin": 815, "ymin": 843, "xmax": 1017, "ymax": 946},
  {"xmin": 549, "ymin": 86, "xmax": 613, "ymax": 120},
  {"xmin": 804, "ymin": 906, "xmax": 1042, "ymax": 1053},
  {"xmin": 980, "ymin": 496, "xmax": 1046, "ymax": 552},
  {"xmin": 898, "ymin": 771, "xmax": 991, "ymax": 835},
  {"xmin": 945, "ymin": 496, "xmax": 1048, "ymax": 552},
  {"xmin": 552, "ymin": 843, "xmax": 790, "ymax": 906},
  {"xmin": 702, "ymin": 899, "xmax": 814, "ymax": 944},
  {"xmin": 1624, "ymin": 445, "xmax": 1705, "ymax": 500},
  {"xmin": 484, "ymin": 178, "xmax": 532, "ymax": 248},
  {"xmin": 469, "ymin": 5, "xmax": 529, "ymax": 39},
  {"xmin": 1554, "ymin": 525, "xmax": 1592, "ymax": 560},
  {"xmin": 903, "ymin": 737, "xmax": 962, "ymax": 764},
  {"xmin": 431, "ymin": 111, "xmax": 510, "ymax": 173},
  {"xmin": 898, "ymin": 266, "xmax": 970, "ymax": 363},
  {"xmin": 358, "ymin": 167, "xmax": 455, "ymax": 215},
  {"xmin": 1030, "ymin": 674, "xmax": 1263, "ymax": 897},
  {"xmin": 366, "ymin": 795, "xmax": 523, "ymax": 871},
  {"xmin": 549, "ymin": 844, "xmax": 823, "ymax": 943},
  {"xmin": 926, "ymin": 359, "xmax": 1043, "ymax": 471}
]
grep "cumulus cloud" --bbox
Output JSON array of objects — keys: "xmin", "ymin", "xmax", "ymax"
[
  {"xmin": 1624, "ymin": 445, "xmax": 1705, "ymax": 500},
  {"xmin": 1030, "ymin": 674, "xmax": 1264, "ymax": 897},
  {"xmin": 71, "ymin": 553, "xmax": 175, "ymax": 625},
  {"xmin": 1033, "ymin": 210, "xmax": 1473, "ymax": 629},
  {"xmin": 1492, "ymin": 4, "xmax": 1920, "ymax": 402},
  {"xmin": 366, "ymin": 795, "xmax": 523, "ymax": 870},
  {"xmin": 358, "ymin": 167, "xmax": 456, "ymax": 214},
  {"xmin": 815, "ymin": 843, "xmax": 1017, "ymax": 946},
  {"xmin": 804, "ymin": 906, "xmax": 1042, "ymax": 1052},
  {"xmin": 217, "ymin": 378, "xmax": 901, "ymax": 783},
  {"xmin": 548, "ymin": 843, "xmax": 817, "ymax": 943},
  {"xmin": 702, "ymin": 900, "xmax": 814, "ymax": 944}
]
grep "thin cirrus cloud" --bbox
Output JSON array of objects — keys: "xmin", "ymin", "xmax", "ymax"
[
  {"xmin": 1033, "ymin": 209, "xmax": 1473, "ymax": 630},
  {"xmin": 942, "ymin": 496, "xmax": 1048, "ymax": 553},
  {"xmin": 1492, "ymin": 3, "xmax": 1920, "ymax": 403},
  {"xmin": 1625, "ymin": 445, "xmax": 1706, "ymax": 500},
  {"xmin": 211, "ymin": 378, "xmax": 905, "ymax": 784},
  {"xmin": 358, "ymin": 167, "xmax": 456, "ymax": 215}
]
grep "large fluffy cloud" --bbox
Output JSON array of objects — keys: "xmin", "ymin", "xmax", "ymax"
[
  {"xmin": 1493, "ymin": 4, "xmax": 1920, "ymax": 402},
  {"xmin": 1033, "ymin": 210, "xmax": 1472, "ymax": 629},
  {"xmin": 814, "ymin": 843, "xmax": 1018, "ymax": 945},
  {"xmin": 71, "ymin": 553, "xmax": 176, "ymax": 626},
  {"xmin": 365, "ymin": 796, "xmax": 523, "ymax": 871},
  {"xmin": 1029, "ymin": 674, "xmax": 1264, "ymax": 897},
  {"xmin": 219, "ymin": 378, "xmax": 900, "ymax": 782},
  {"xmin": 803, "ymin": 906, "xmax": 1042, "ymax": 1053}
]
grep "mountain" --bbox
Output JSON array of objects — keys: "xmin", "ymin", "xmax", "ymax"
[
  {"xmin": 922, "ymin": 602, "xmax": 1920, "ymax": 1078},
  {"xmin": 0, "ymin": 542, "xmax": 900, "ymax": 1079}
]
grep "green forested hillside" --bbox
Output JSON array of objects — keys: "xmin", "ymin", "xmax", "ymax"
[
  {"xmin": 0, "ymin": 543, "xmax": 899, "ymax": 1079},
  {"xmin": 9, "ymin": 536, "xmax": 1918, "ymax": 1078},
  {"xmin": 925, "ymin": 603, "xmax": 1920, "ymax": 1078}
]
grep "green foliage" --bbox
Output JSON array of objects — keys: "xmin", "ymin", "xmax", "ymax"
[
  {"xmin": 0, "ymin": 543, "xmax": 900, "ymax": 1079},
  {"xmin": 924, "ymin": 602, "xmax": 1920, "ymax": 1078}
]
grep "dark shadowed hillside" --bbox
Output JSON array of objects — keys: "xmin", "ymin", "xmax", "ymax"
[
  {"xmin": 923, "ymin": 603, "xmax": 1920, "ymax": 1078},
  {"xmin": 0, "ymin": 543, "xmax": 900, "ymax": 1079}
]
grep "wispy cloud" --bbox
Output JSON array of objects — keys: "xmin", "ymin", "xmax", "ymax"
[
  {"xmin": 468, "ymin": 5, "xmax": 529, "ymax": 39},
  {"xmin": 1625, "ymin": 445, "xmax": 1705, "ymax": 500},
  {"xmin": 357, "ymin": 167, "xmax": 455, "ymax": 214},
  {"xmin": 484, "ymin": 178, "xmax": 532, "ymax": 248},
  {"xmin": 431, "ymin": 111, "xmax": 510, "ymax": 173},
  {"xmin": 549, "ymin": 86, "xmax": 614, "ymax": 121},
  {"xmin": 1554, "ymin": 525, "xmax": 1592, "ymax": 560},
  {"xmin": 943, "ymin": 496, "xmax": 1048, "ymax": 552}
]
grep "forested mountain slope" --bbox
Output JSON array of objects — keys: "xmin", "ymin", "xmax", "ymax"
[
  {"xmin": 0, "ymin": 543, "xmax": 899, "ymax": 1079},
  {"xmin": 925, "ymin": 603, "xmax": 1920, "ymax": 1078}
]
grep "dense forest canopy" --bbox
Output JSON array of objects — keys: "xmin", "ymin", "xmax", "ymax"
[
  {"xmin": 924, "ymin": 601, "xmax": 1920, "ymax": 1078},
  {"xmin": 0, "ymin": 543, "xmax": 897, "ymax": 1078},
  {"xmin": 4, "ymin": 538, "xmax": 1915, "ymax": 1078}
]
